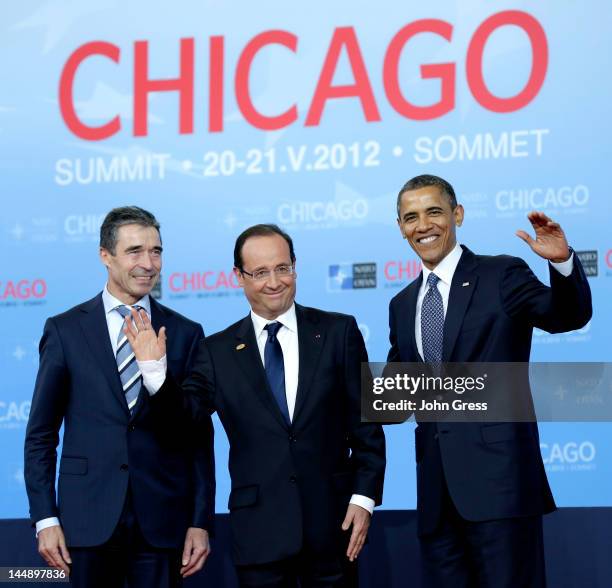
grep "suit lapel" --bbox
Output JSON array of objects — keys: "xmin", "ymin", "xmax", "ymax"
[
  {"xmin": 402, "ymin": 275, "xmax": 422, "ymax": 362},
  {"xmin": 149, "ymin": 297, "xmax": 168, "ymax": 335},
  {"xmin": 443, "ymin": 246, "xmax": 478, "ymax": 361},
  {"xmin": 79, "ymin": 293, "xmax": 129, "ymax": 416},
  {"xmin": 292, "ymin": 304, "xmax": 325, "ymax": 425},
  {"xmin": 234, "ymin": 315, "xmax": 290, "ymax": 430}
]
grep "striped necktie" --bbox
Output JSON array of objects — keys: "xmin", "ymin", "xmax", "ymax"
[{"xmin": 114, "ymin": 305, "xmax": 143, "ymax": 412}]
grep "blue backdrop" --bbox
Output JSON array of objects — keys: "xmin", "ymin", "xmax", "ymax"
[{"xmin": 1, "ymin": 2, "xmax": 610, "ymax": 519}]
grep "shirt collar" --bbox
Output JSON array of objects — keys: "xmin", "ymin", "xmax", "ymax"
[
  {"xmin": 102, "ymin": 284, "xmax": 151, "ymax": 316},
  {"xmin": 250, "ymin": 303, "xmax": 297, "ymax": 338},
  {"xmin": 421, "ymin": 243, "xmax": 463, "ymax": 287}
]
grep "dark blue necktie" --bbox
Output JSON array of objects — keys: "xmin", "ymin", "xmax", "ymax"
[
  {"xmin": 264, "ymin": 322, "xmax": 290, "ymax": 423},
  {"xmin": 421, "ymin": 273, "xmax": 444, "ymax": 362}
]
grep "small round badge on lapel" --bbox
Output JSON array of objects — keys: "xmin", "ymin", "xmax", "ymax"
[{"xmin": 236, "ymin": 343, "xmax": 246, "ymax": 350}]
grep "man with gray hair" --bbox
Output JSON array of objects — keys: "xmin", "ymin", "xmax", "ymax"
[{"xmin": 24, "ymin": 206, "xmax": 215, "ymax": 588}]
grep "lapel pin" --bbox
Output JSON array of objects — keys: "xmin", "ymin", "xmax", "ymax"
[
  {"xmin": 462, "ymin": 281, "xmax": 470, "ymax": 287},
  {"xmin": 236, "ymin": 343, "xmax": 246, "ymax": 350}
]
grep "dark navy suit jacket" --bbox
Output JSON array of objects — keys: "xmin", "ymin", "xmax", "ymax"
[
  {"xmin": 24, "ymin": 293, "xmax": 215, "ymax": 548},
  {"xmin": 388, "ymin": 246, "xmax": 592, "ymax": 535},
  {"xmin": 156, "ymin": 304, "xmax": 386, "ymax": 566}
]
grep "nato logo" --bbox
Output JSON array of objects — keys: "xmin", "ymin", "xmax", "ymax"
[
  {"xmin": 328, "ymin": 263, "xmax": 377, "ymax": 291},
  {"xmin": 576, "ymin": 250, "xmax": 598, "ymax": 277},
  {"xmin": 328, "ymin": 264, "xmax": 353, "ymax": 291}
]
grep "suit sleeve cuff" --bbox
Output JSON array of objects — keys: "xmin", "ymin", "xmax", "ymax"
[
  {"xmin": 36, "ymin": 517, "xmax": 60, "ymax": 536},
  {"xmin": 138, "ymin": 355, "xmax": 167, "ymax": 395},
  {"xmin": 349, "ymin": 494, "xmax": 375, "ymax": 515},
  {"xmin": 550, "ymin": 251, "xmax": 574, "ymax": 277}
]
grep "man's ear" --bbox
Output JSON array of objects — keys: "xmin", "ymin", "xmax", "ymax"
[
  {"xmin": 454, "ymin": 204, "xmax": 465, "ymax": 227},
  {"xmin": 100, "ymin": 247, "xmax": 111, "ymax": 268},
  {"xmin": 234, "ymin": 267, "xmax": 245, "ymax": 288},
  {"xmin": 397, "ymin": 218, "xmax": 406, "ymax": 239}
]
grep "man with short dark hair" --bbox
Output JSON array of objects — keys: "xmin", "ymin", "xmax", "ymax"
[
  {"xmin": 24, "ymin": 206, "xmax": 215, "ymax": 588},
  {"xmin": 126, "ymin": 223, "xmax": 386, "ymax": 587},
  {"xmin": 388, "ymin": 175, "xmax": 592, "ymax": 586}
]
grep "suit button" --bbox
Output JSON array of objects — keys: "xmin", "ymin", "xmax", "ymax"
[
  {"xmin": 128, "ymin": 424, "xmax": 136, "ymax": 432},
  {"xmin": 289, "ymin": 435, "xmax": 296, "ymax": 442},
  {"xmin": 289, "ymin": 475, "xmax": 297, "ymax": 483},
  {"xmin": 120, "ymin": 464, "xmax": 129, "ymax": 471}
]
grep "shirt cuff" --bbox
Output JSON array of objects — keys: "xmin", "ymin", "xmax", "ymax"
[
  {"xmin": 550, "ymin": 251, "xmax": 574, "ymax": 277},
  {"xmin": 349, "ymin": 494, "xmax": 375, "ymax": 515},
  {"xmin": 36, "ymin": 517, "xmax": 60, "ymax": 536},
  {"xmin": 138, "ymin": 355, "xmax": 167, "ymax": 395}
]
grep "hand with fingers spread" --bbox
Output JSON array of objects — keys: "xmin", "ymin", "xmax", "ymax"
[
  {"xmin": 180, "ymin": 527, "xmax": 211, "ymax": 578},
  {"xmin": 342, "ymin": 503, "xmax": 371, "ymax": 562},
  {"xmin": 516, "ymin": 211, "xmax": 571, "ymax": 263},
  {"xmin": 123, "ymin": 307, "xmax": 166, "ymax": 361},
  {"xmin": 37, "ymin": 525, "xmax": 71, "ymax": 575}
]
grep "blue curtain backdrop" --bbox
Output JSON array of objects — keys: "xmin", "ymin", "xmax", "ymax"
[{"xmin": 1, "ymin": 2, "xmax": 610, "ymax": 519}]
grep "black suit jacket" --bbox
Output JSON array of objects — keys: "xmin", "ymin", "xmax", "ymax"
[
  {"xmin": 24, "ymin": 293, "xmax": 215, "ymax": 548},
  {"xmin": 157, "ymin": 304, "xmax": 386, "ymax": 566},
  {"xmin": 388, "ymin": 246, "xmax": 592, "ymax": 534}
]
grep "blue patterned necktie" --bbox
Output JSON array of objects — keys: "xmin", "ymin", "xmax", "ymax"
[
  {"xmin": 114, "ymin": 305, "xmax": 143, "ymax": 413},
  {"xmin": 421, "ymin": 273, "xmax": 444, "ymax": 362},
  {"xmin": 264, "ymin": 322, "xmax": 290, "ymax": 424}
]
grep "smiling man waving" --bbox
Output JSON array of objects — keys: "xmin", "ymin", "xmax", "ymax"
[{"xmin": 388, "ymin": 174, "xmax": 592, "ymax": 587}]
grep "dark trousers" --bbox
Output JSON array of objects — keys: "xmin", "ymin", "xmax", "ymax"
[
  {"xmin": 68, "ymin": 493, "xmax": 182, "ymax": 588},
  {"xmin": 236, "ymin": 548, "xmax": 358, "ymax": 588},
  {"xmin": 419, "ymin": 477, "xmax": 546, "ymax": 588}
]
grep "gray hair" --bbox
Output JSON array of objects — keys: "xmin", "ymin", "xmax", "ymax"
[{"xmin": 100, "ymin": 206, "xmax": 161, "ymax": 254}]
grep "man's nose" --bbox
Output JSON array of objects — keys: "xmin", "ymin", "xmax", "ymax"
[
  {"xmin": 139, "ymin": 253, "xmax": 155, "ymax": 270},
  {"xmin": 266, "ymin": 271, "xmax": 280, "ymax": 287},
  {"xmin": 416, "ymin": 215, "xmax": 432, "ymax": 232}
]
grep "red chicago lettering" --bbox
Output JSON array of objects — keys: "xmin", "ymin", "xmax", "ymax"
[
  {"xmin": 2, "ymin": 281, "xmax": 16, "ymax": 299},
  {"xmin": 467, "ymin": 10, "xmax": 548, "ymax": 112},
  {"xmin": 134, "ymin": 38, "xmax": 194, "ymax": 136},
  {"xmin": 235, "ymin": 30, "xmax": 298, "ymax": 130},
  {"xmin": 384, "ymin": 261, "xmax": 422, "ymax": 281},
  {"xmin": 169, "ymin": 271, "xmax": 239, "ymax": 291},
  {"xmin": 58, "ymin": 13, "xmax": 548, "ymax": 139},
  {"xmin": 384, "ymin": 262, "xmax": 398, "ymax": 281},
  {"xmin": 384, "ymin": 19, "xmax": 455, "ymax": 120},
  {"xmin": 215, "ymin": 271, "xmax": 230, "ymax": 289},
  {"xmin": 306, "ymin": 26, "xmax": 380, "ymax": 126},
  {"xmin": 0, "ymin": 279, "xmax": 46, "ymax": 300},
  {"xmin": 59, "ymin": 41, "xmax": 121, "ymax": 140},
  {"xmin": 31, "ymin": 279, "xmax": 47, "ymax": 298},
  {"xmin": 200, "ymin": 271, "xmax": 214, "ymax": 290},
  {"xmin": 169, "ymin": 272, "xmax": 193, "ymax": 292},
  {"xmin": 209, "ymin": 36, "xmax": 225, "ymax": 132}
]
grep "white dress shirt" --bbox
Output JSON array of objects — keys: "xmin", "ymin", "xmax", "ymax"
[
  {"xmin": 139, "ymin": 302, "xmax": 375, "ymax": 515},
  {"xmin": 251, "ymin": 305, "xmax": 299, "ymax": 421},
  {"xmin": 415, "ymin": 243, "xmax": 575, "ymax": 359},
  {"xmin": 36, "ymin": 285, "xmax": 152, "ymax": 535},
  {"xmin": 250, "ymin": 304, "xmax": 375, "ymax": 514}
]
